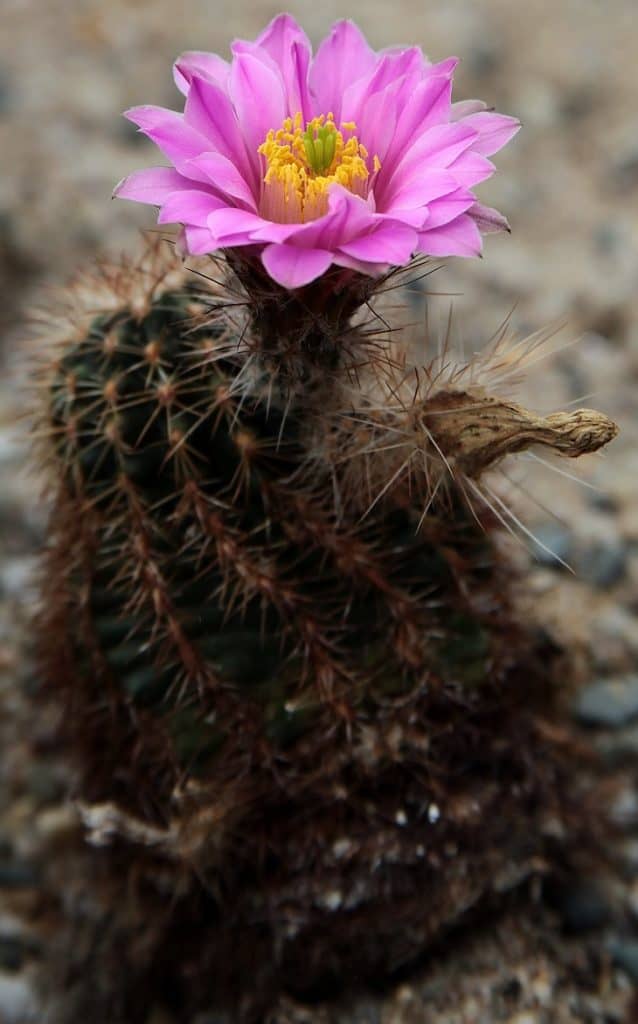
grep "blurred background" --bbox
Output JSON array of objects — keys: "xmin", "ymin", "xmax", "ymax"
[{"xmin": 1, "ymin": 0, "xmax": 637, "ymax": 1019}]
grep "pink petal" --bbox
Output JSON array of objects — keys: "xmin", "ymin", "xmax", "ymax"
[
  {"xmin": 341, "ymin": 49, "xmax": 423, "ymax": 123},
  {"xmin": 252, "ymin": 14, "xmax": 313, "ymax": 121},
  {"xmin": 419, "ymin": 191, "xmax": 476, "ymax": 229},
  {"xmin": 381, "ymin": 169, "xmax": 462, "ymax": 217},
  {"xmin": 123, "ymin": 106, "xmax": 212, "ymax": 183},
  {"xmin": 347, "ymin": 77, "xmax": 411, "ymax": 172},
  {"xmin": 157, "ymin": 189, "xmax": 226, "ymax": 227},
  {"xmin": 467, "ymin": 201, "xmax": 511, "ymax": 234},
  {"xmin": 309, "ymin": 20, "xmax": 377, "ymax": 121},
  {"xmin": 229, "ymin": 51, "xmax": 286, "ymax": 172},
  {"xmin": 332, "ymin": 252, "xmax": 388, "ymax": 276},
  {"xmin": 184, "ymin": 152, "xmax": 257, "ymax": 210},
  {"xmin": 113, "ymin": 167, "xmax": 198, "ymax": 203},
  {"xmin": 206, "ymin": 207, "xmax": 271, "ymax": 244},
  {"xmin": 460, "ymin": 112, "xmax": 521, "ymax": 156},
  {"xmin": 337, "ymin": 221, "xmax": 417, "ymax": 263},
  {"xmin": 389, "ymin": 123, "xmax": 478, "ymax": 180},
  {"xmin": 173, "ymin": 52, "xmax": 231, "ymax": 96},
  {"xmin": 179, "ymin": 225, "xmax": 217, "ymax": 255},
  {"xmin": 383, "ymin": 73, "xmax": 455, "ymax": 181},
  {"xmin": 418, "ymin": 214, "xmax": 483, "ymax": 257},
  {"xmin": 451, "ymin": 99, "xmax": 488, "ymax": 121},
  {"xmin": 447, "ymin": 152, "xmax": 495, "ymax": 188},
  {"xmin": 278, "ymin": 188, "xmax": 375, "ymax": 251},
  {"xmin": 261, "ymin": 244, "xmax": 333, "ymax": 288},
  {"xmin": 184, "ymin": 76, "xmax": 257, "ymax": 192},
  {"xmin": 377, "ymin": 124, "xmax": 478, "ymax": 206}
]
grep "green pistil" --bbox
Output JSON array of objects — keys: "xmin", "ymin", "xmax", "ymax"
[{"xmin": 303, "ymin": 123, "xmax": 337, "ymax": 175}]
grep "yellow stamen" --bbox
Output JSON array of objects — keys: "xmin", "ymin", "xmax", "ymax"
[{"xmin": 258, "ymin": 112, "xmax": 378, "ymax": 224}]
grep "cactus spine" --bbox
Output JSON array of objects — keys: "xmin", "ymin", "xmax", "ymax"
[{"xmin": 37, "ymin": 239, "xmax": 616, "ymax": 1019}]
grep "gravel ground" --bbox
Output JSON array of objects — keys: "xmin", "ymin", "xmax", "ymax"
[{"xmin": 1, "ymin": 0, "xmax": 638, "ymax": 1020}]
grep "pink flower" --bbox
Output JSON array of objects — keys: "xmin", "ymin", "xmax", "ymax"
[{"xmin": 114, "ymin": 15, "xmax": 520, "ymax": 290}]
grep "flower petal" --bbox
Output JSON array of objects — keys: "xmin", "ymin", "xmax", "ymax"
[
  {"xmin": 123, "ymin": 106, "xmax": 212, "ymax": 183},
  {"xmin": 184, "ymin": 76, "xmax": 257, "ymax": 192},
  {"xmin": 338, "ymin": 220, "xmax": 417, "ymax": 263},
  {"xmin": 420, "ymin": 191, "xmax": 476, "ymax": 229},
  {"xmin": 184, "ymin": 152, "xmax": 257, "ymax": 210},
  {"xmin": 207, "ymin": 207, "xmax": 271, "ymax": 244},
  {"xmin": 157, "ymin": 189, "xmax": 226, "ymax": 227},
  {"xmin": 252, "ymin": 14, "xmax": 313, "ymax": 121},
  {"xmin": 341, "ymin": 48, "xmax": 423, "ymax": 123},
  {"xmin": 467, "ymin": 201, "xmax": 511, "ymax": 234},
  {"xmin": 179, "ymin": 225, "xmax": 218, "ymax": 254},
  {"xmin": 113, "ymin": 167, "xmax": 199, "ymax": 204},
  {"xmin": 309, "ymin": 20, "xmax": 377, "ymax": 121},
  {"xmin": 173, "ymin": 52, "xmax": 231, "ymax": 95},
  {"xmin": 461, "ymin": 111, "xmax": 521, "ymax": 156},
  {"xmin": 381, "ymin": 72, "xmax": 456, "ymax": 184},
  {"xmin": 391, "ymin": 71, "xmax": 456, "ymax": 155},
  {"xmin": 447, "ymin": 152, "xmax": 495, "ymax": 188},
  {"xmin": 418, "ymin": 213, "xmax": 483, "ymax": 257},
  {"xmin": 276, "ymin": 188, "xmax": 376, "ymax": 251},
  {"xmin": 332, "ymin": 252, "xmax": 388, "ymax": 276},
  {"xmin": 377, "ymin": 124, "xmax": 478, "ymax": 206},
  {"xmin": 382, "ymin": 169, "xmax": 462, "ymax": 219},
  {"xmin": 261, "ymin": 244, "xmax": 334, "ymax": 288},
  {"xmin": 451, "ymin": 99, "xmax": 487, "ymax": 120},
  {"xmin": 229, "ymin": 51, "xmax": 286, "ymax": 171}
]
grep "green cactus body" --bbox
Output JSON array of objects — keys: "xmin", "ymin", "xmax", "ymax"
[{"xmin": 37, "ymin": 242, "xmax": 614, "ymax": 1019}]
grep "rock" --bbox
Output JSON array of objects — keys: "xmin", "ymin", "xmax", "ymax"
[
  {"xmin": 530, "ymin": 523, "xmax": 574, "ymax": 569},
  {"xmin": 573, "ymin": 676, "xmax": 638, "ymax": 729},
  {"xmin": 577, "ymin": 538, "xmax": 627, "ymax": 589},
  {"xmin": 0, "ymin": 556, "xmax": 38, "ymax": 600},
  {"xmin": 610, "ymin": 787, "xmax": 638, "ymax": 830},
  {"xmin": 592, "ymin": 607, "xmax": 638, "ymax": 668},
  {"xmin": 548, "ymin": 878, "xmax": 611, "ymax": 933},
  {"xmin": 0, "ymin": 972, "xmax": 37, "ymax": 1022},
  {"xmin": 609, "ymin": 938, "xmax": 638, "ymax": 984}
]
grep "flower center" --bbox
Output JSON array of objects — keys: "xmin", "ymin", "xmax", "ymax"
[{"xmin": 258, "ymin": 113, "xmax": 379, "ymax": 224}]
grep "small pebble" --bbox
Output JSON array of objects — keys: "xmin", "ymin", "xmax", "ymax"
[
  {"xmin": 0, "ymin": 972, "xmax": 37, "ymax": 1022},
  {"xmin": 577, "ymin": 538, "xmax": 627, "ymax": 589},
  {"xmin": 0, "ymin": 556, "xmax": 38, "ymax": 600},
  {"xmin": 610, "ymin": 787, "xmax": 638, "ymax": 830},
  {"xmin": 609, "ymin": 938, "xmax": 638, "ymax": 984},
  {"xmin": 574, "ymin": 676, "xmax": 638, "ymax": 729},
  {"xmin": 530, "ymin": 523, "xmax": 574, "ymax": 569}
]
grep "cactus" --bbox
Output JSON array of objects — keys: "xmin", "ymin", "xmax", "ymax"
[{"xmin": 35, "ymin": 237, "xmax": 617, "ymax": 1019}]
